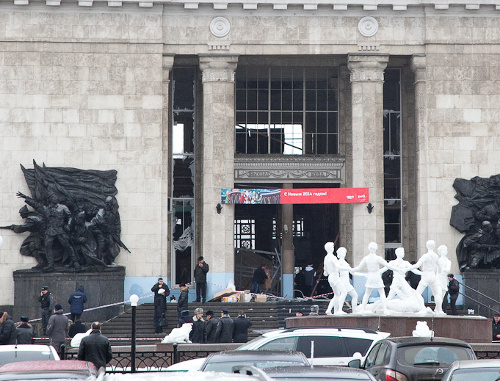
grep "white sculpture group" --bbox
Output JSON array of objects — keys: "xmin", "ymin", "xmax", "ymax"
[{"xmin": 323, "ymin": 240, "xmax": 451, "ymax": 315}]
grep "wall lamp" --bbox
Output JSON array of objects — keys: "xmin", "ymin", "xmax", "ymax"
[
  {"xmin": 367, "ymin": 203, "xmax": 374, "ymax": 214},
  {"xmin": 216, "ymin": 203, "xmax": 223, "ymax": 214}
]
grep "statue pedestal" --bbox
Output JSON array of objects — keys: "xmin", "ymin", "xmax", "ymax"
[
  {"xmin": 286, "ymin": 314, "xmax": 491, "ymax": 343},
  {"xmin": 462, "ymin": 270, "xmax": 500, "ymax": 317},
  {"xmin": 13, "ymin": 266, "xmax": 125, "ymax": 334}
]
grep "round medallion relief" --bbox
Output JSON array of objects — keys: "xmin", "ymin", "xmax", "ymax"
[
  {"xmin": 210, "ymin": 17, "xmax": 231, "ymax": 38},
  {"xmin": 358, "ymin": 16, "xmax": 378, "ymax": 37}
]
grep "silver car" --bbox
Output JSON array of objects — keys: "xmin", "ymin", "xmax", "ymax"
[{"xmin": 441, "ymin": 359, "xmax": 500, "ymax": 381}]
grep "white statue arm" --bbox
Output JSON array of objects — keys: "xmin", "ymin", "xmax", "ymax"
[
  {"xmin": 349, "ymin": 258, "xmax": 366, "ymax": 273},
  {"xmin": 405, "ymin": 258, "xmax": 424, "ymax": 273}
]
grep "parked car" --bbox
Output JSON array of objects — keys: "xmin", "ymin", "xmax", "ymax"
[
  {"xmin": 199, "ymin": 350, "xmax": 310, "ymax": 373},
  {"xmin": 0, "ymin": 360, "xmax": 101, "ymax": 380},
  {"xmin": 262, "ymin": 365, "xmax": 377, "ymax": 380},
  {"xmin": 441, "ymin": 359, "xmax": 500, "ymax": 381},
  {"xmin": 237, "ymin": 327, "xmax": 390, "ymax": 366},
  {"xmin": 351, "ymin": 336, "xmax": 477, "ymax": 381},
  {"xmin": 0, "ymin": 345, "xmax": 60, "ymax": 366},
  {"xmin": 104, "ymin": 370, "xmax": 267, "ymax": 381}
]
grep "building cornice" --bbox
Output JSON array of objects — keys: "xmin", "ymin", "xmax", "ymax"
[{"xmin": 8, "ymin": 0, "xmax": 500, "ymax": 11}]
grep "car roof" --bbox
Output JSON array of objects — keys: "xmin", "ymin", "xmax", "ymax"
[
  {"xmin": 453, "ymin": 359, "xmax": 500, "ymax": 369},
  {"xmin": 262, "ymin": 327, "xmax": 390, "ymax": 338},
  {"xmin": 206, "ymin": 350, "xmax": 308, "ymax": 363},
  {"xmin": 0, "ymin": 360, "xmax": 96, "ymax": 373},
  {"xmin": 0, "ymin": 345, "xmax": 57, "ymax": 353},
  {"xmin": 264, "ymin": 365, "xmax": 374, "ymax": 379},
  {"xmin": 104, "ymin": 371, "xmax": 264, "ymax": 381},
  {"xmin": 382, "ymin": 337, "xmax": 472, "ymax": 347}
]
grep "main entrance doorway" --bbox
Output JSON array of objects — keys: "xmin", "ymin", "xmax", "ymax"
[{"xmin": 233, "ymin": 196, "xmax": 339, "ymax": 296}]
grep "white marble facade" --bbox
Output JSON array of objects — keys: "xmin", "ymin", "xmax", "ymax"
[{"xmin": 1, "ymin": 0, "xmax": 500, "ymax": 305}]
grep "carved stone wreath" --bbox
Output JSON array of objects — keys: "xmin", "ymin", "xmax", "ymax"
[
  {"xmin": 210, "ymin": 17, "xmax": 231, "ymax": 38},
  {"xmin": 358, "ymin": 16, "xmax": 379, "ymax": 37}
]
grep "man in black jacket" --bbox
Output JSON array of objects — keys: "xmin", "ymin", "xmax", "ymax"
[
  {"xmin": 151, "ymin": 278, "xmax": 170, "ymax": 333},
  {"xmin": 232, "ymin": 310, "xmax": 252, "ymax": 343},
  {"xmin": 0, "ymin": 312, "xmax": 17, "ymax": 344},
  {"xmin": 16, "ymin": 316, "xmax": 34, "ymax": 344},
  {"xmin": 39, "ymin": 286, "xmax": 54, "ymax": 335},
  {"xmin": 78, "ymin": 321, "xmax": 112, "ymax": 370},
  {"xmin": 251, "ymin": 265, "xmax": 268, "ymax": 294},
  {"xmin": 204, "ymin": 310, "xmax": 218, "ymax": 343},
  {"xmin": 177, "ymin": 284, "xmax": 189, "ymax": 318},
  {"xmin": 215, "ymin": 307, "xmax": 234, "ymax": 343},
  {"xmin": 493, "ymin": 314, "xmax": 500, "ymax": 341},
  {"xmin": 446, "ymin": 274, "xmax": 460, "ymax": 315},
  {"xmin": 194, "ymin": 257, "xmax": 209, "ymax": 303}
]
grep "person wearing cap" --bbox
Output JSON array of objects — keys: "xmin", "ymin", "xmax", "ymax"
[
  {"xmin": 39, "ymin": 286, "xmax": 55, "ymax": 335},
  {"xmin": 194, "ymin": 256, "xmax": 209, "ymax": 303},
  {"xmin": 177, "ymin": 283, "xmax": 189, "ymax": 318},
  {"xmin": 309, "ymin": 304, "xmax": 319, "ymax": 316},
  {"xmin": 0, "ymin": 311, "xmax": 16, "ymax": 344},
  {"xmin": 204, "ymin": 310, "xmax": 218, "ymax": 343},
  {"xmin": 177, "ymin": 309, "xmax": 194, "ymax": 328},
  {"xmin": 16, "ymin": 316, "xmax": 34, "ymax": 344},
  {"xmin": 215, "ymin": 307, "xmax": 234, "ymax": 343},
  {"xmin": 493, "ymin": 314, "xmax": 500, "ymax": 341},
  {"xmin": 191, "ymin": 307, "xmax": 206, "ymax": 343},
  {"xmin": 446, "ymin": 274, "xmax": 460, "ymax": 315},
  {"xmin": 46, "ymin": 304, "xmax": 69, "ymax": 356},
  {"xmin": 151, "ymin": 277, "xmax": 170, "ymax": 333},
  {"xmin": 233, "ymin": 310, "xmax": 252, "ymax": 343},
  {"xmin": 68, "ymin": 286, "xmax": 87, "ymax": 324}
]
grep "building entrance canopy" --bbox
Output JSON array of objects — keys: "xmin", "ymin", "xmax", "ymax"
[{"xmin": 221, "ymin": 188, "xmax": 369, "ymax": 205}]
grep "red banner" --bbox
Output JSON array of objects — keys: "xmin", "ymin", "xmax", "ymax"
[{"xmin": 280, "ymin": 188, "xmax": 369, "ymax": 204}]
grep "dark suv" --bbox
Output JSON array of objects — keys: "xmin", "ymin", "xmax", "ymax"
[{"xmin": 351, "ymin": 336, "xmax": 476, "ymax": 381}]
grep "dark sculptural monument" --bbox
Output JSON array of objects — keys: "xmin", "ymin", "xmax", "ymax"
[
  {"xmin": 450, "ymin": 174, "xmax": 500, "ymax": 316},
  {"xmin": 2, "ymin": 161, "xmax": 129, "ymax": 325}
]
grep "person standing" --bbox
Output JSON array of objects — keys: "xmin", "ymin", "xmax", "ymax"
[
  {"xmin": 446, "ymin": 274, "xmax": 460, "ymax": 315},
  {"xmin": 16, "ymin": 316, "xmax": 35, "ymax": 344},
  {"xmin": 151, "ymin": 278, "xmax": 170, "ymax": 333},
  {"xmin": 39, "ymin": 286, "xmax": 54, "ymax": 335},
  {"xmin": 77, "ymin": 321, "xmax": 113, "ymax": 371},
  {"xmin": 68, "ymin": 286, "xmax": 87, "ymax": 323},
  {"xmin": 303, "ymin": 264, "xmax": 316, "ymax": 297},
  {"xmin": 194, "ymin": 257, "xmax": 209, "ymax": 303},
  {"xmin": 215, "ymin": 307, "xmax": 234, "ymax": 343},
  {"xmin": 177, "ymin": 283, "xmax": 189, "ymax": 317},
  {"xmin": 251, "ymin": 265, "xmax": 268, "ymax": 294},
  {"xmin": 233, "ymin": 310, "xmax": 252, "ymax": 343},
  {"xmin": 0, "ymin": 312, "xmax": 16, "ymax": 344},
  {"xmin": 69, "ymin": 320, "xmax": 87, "ymax": 338},
  {"xmin": 492, "ymin": 314, "xmax": 500, "ymax": 341},
  {"xmin": 46, "ymin": 304, "xmax": 69, "ymax": 356},
  {"xmin": 204, "ymin": 310, "xmax": 218, "ymax": 343},
  {"xmin": 191, "ymin": 307, "xmax": 206, "ymax": 343}
]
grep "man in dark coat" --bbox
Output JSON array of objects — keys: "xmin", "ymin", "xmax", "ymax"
[
  {"xmin": 446, "ymin": 274, "xmax": 460, "ymax": 315},
  {"xmin": 493, "ymin": 314, "xmax": 500, "ymax": 341},
  {"xmin": 39, "ymin": 286, "xmax": 54, "ymax": 335},
  {"xmin": 177, "ymin": 310, "xmax": 194, "ymax": 328},
  {"xmin": 46, "ymin": 304, "xmax": 68, "ymax": 356},
  {"xmin": 194, "ymin": 256, "xmax": 209, "ymax": 303},
  {"xmin": 191, "ymin": 307, "xmax": 205, "ymax": 343},
  {"xmin": 251, "ymin": 265, "xmax": 268, "ymax": 294},
  {"xmin": 69, "ymin": 320, "xmax": 87, "ymax": 338},
  {"xmin": 68, "ymin": 285, "xmax": 87, "ymax": 323},
  {"xmin": 151, "ymin": 278, "xmax": 170, "ymax": 333},
  {"xmin": 78, "ymin": 321, "xmax": 112, "ymax": 370},
  {"xmin": 16, "ymin": 316, "xmax": 34, "ymax": 344},
  {"xmin": 0, "ymin": 312, "xmax": 17, "ymax": 345},
  {"xmin": 215, "ymin": 307, "xmax": 234, "ymax": 343},
  {"xmin": 204, "ymin": 310, "xmax": 218, "ymax": 343},
  {"xmin": 232, "ymin": 310, "xmax": 252, "ymax": 343},
  {"xmin": 177, "ymin": 284, "xmax": 189, "ymax": 317}
]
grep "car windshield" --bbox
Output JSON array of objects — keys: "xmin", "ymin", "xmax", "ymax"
[
  {"xmin": 0, "ymin": 352, "xmax": 58, "ymax": 365},
  {"xmin": 448, "ymin": 368, "xmax": 500, "ymax": 381},
  {"xmin": 204, "ymin": 361, "xmax": 307, "ymax": 373},
  {"xmin": 397, "ymin": 345, "xmax": 474, "ymax": 366}
]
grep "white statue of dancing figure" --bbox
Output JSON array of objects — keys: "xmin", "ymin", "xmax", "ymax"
[
  {"xmin": 323, "ymin": 242, "xmax": 348, "ymax": 315},
  {"xmin": 336, "ymin": 247, "xmax": 359, "ymax": 312},
  {"xmin": 407, "ymin": 240, "xmax": 445, "ymax": 315}
]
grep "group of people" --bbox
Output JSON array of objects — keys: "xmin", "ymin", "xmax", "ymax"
[
  {"xmin": 321, "ymin": 240, "xmax": 461, "ymax": 315},
  {"xmin": 177, "ymin": 307, "xmax": 252, "ymax": 344}
]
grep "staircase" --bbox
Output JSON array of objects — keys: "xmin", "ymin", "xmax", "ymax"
[{"xmin": 100, "ymin": 299, "xmax": 332, "ymax": 345}]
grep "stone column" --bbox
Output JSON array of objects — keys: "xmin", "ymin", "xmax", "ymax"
[
  {"xmin": 282, "ymin": 184, "xmax": 294, "ymax": 298},
  {"xmin": 347, "ymin": 54, "xmax": 389, "ymax": 264},
  {"xmin": 162, "ymin": 54, "xmax": 174, "ymax": 279},
  {"xmin": 199, "ymin": 54, "xmax": 239, "ymax": 292},
  {"xmin": 410, "ymin": 54, "xmax": 428, "ymax": 259}
]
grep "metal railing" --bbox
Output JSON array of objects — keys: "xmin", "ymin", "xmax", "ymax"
[{"xmin": 457, "ymin": 279, "xmax": 500, "ymax": 317}]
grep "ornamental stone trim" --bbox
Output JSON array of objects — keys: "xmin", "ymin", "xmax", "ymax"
[
  {"xmin": 210, "ymin": 17, "xmax": 231, "ymax": 38},
  {"xmin": 358, "ymin": 16, "xmax": 378, "ymax": 37},
  {"xmin": 234, "ymin": 155, "xmax": 346, "ymax": 184}
]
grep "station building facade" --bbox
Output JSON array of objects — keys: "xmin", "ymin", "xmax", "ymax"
[{"xmin": 0, "ymin": 0, "xmax": 499, "ymax": 305}]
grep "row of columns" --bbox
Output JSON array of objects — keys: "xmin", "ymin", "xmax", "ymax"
[{"xmin": 162, "ymin": 53, "xmax": 427, "ymax": 294}]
